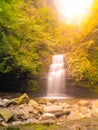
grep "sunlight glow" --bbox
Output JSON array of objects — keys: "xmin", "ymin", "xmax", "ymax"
[{"xmin": 57, "ymin": 0, "xmax": 93, "ymax": 24}]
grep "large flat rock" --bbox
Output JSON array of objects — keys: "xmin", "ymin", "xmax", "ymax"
[{"xmin": 44, "ymin": 105, "xmax": 63, "ymax": 116}]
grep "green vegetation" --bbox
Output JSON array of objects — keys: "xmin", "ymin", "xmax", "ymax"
[
  {"xmin": 0, "ymin": 0, "xmax": 98, "ymax": 90},
  {"xmin": 0, "ymin": 0, "xmax": 58, "ymax": 89},
  {"xmin": 2, "ymin": 124, "xmax": 57, "ymax": 130}
]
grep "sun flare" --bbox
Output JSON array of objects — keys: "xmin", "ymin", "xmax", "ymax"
[{"xmin": 57, "ymin": 0, "xmax": 93, "ymax": 24}]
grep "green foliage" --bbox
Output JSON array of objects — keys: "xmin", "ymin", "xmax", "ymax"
[
  {"xmin": 0, "ymin": 0, "xmax": 98, "ymax": 89},
  {"xmin": 53, "ymin": 0, "xmax": 98, "ymax": 87},
  {"xmin": 27, "ymin": 79, "xmax": 39, "ymax": 91},
  {"xmin": 0, "ymin": 0, "xmax": 59, "ymax": 89}
]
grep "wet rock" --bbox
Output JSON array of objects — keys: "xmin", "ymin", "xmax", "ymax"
[
  {"xmin": 0, "ymin": 108, "xmax": 13, "ymax": 122},
  {"xmin": 39, "ymin": 113, "xmax": 57, "ymax": 124},
  {"xmin": 67, "ymin": 111, "xmax": 84, "ymax": 121},
  {"xmin": 78, "ymin": 100, "xmax": 89, "ymax": 106},
  {"xmin": 43, "ymin": 105, "xmax": 63, "ymax": 117}
]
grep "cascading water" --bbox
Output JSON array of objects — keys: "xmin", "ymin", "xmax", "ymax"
[{"xmin": 47, "ymin": 54, "xmax": 65, "ymax": 97}]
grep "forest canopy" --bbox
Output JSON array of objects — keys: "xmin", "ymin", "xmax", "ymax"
[{"xmin": 0, "ymin": 0, "xmax": 98, "ymax": 90}]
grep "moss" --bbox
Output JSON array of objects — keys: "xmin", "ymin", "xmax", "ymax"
[{"xmin": 0, "ymin": 108, "xmax": 13, "ymax": 122}]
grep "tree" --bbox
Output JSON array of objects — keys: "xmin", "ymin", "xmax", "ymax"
[{"xmin": 0, "ymin": 0, "xmax": 59, "ymax": 90}]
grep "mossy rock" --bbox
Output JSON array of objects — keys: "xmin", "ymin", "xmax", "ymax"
[
  {"xmin": 6, "ymin": 93, "xmax": 30, "ymax": 106},
  {"xmin": 0, "ymin": 108, "xmax": 13, "ymax": 122},
  {"xmin": 15, "ymin": 93, "xmax": 30, "ymax": 104}
]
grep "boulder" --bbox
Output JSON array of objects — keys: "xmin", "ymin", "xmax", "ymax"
[
  {"xmin": 15, "ymin": 93, "xmax": 30, "ymax": 104},
  {"xmin": 3, "ymin": 99, "xmax": 10, "ymax": 107},
  {"xmin": 10, "ymin": 103, "xmax": 41, "ymax": 121},
  {"xmin": 0, "ymin": 121, "xmax": 8, "ymax": 126},
  {"xmin": 92, "ymin": 108, "xmax": 98, "ymax": 117},
  {"xmin": 10, "ymin": 106, "xmax": 29, "ymax": 120},
  {"xmin": 57, "ymin": 115, "xmax": 67, "ymax": 123},
  {"xmin": 59, "ymin": 103, "xmax": 71, "ymax": 109},
  {"xmin": 23, "ymin": 105, "xmax": 39, "ymax": 116},
  {"xmin": 46, "ymin": 102, "xmax": 52, "ymax": 106},
  {"xmin": 72, "ymin": 104, "xmax": 79, "ymax": 112},
  {"xmin": 91, "ymin": 100, "xmax": 98, "ymax": 118},
  {"xmin": 5, "ymin": 93, "xmax": 30, "ymax": 106},
  {"xmin": 10, "ymin": 106, "xmax": 33, "ymax": 120},
  {"xmin": 28, "ymin": 99, "xmax": 43, "ymax": 113},
  {"xmin": 0, "ymin": 108, "xmax": 13, "ymax": 122},
  {"xmin": 84, "ymin": 111, "xmax": 93, "ymax": 118},
  {"xmin": 0, "ymin": 99, "xmax": 5, "ymax": 107},
  {"xmin": 78, "ymin": 100, "xmax": 89, "ymax": 106},
  {"xmin": 67, "ymin": 111, "xmax": 84, "ymax": 121},
  {"xmin": 92, "ymin": 100, "xmax": 98, "ymax": 109},
  {"xmin": 43, "ymin": 105, "xmax": 63, "ymax": 117},
  {"xmin": 79, "ymin": 106, "xmax": 90, "ymax": 115},
  {"xmin": 28, "ymin": 99, "xmax": 38, "ymax": 106},
  {"xmin": 63, "ymin": 108, "xmax": 71, "ymax": 115},
  {"xmin": 39, "ymin": 113, "xmax": 57, "ymax": 124}
]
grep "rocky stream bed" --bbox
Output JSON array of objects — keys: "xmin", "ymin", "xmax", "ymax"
[{"xmin": 0, "ymin": 93, "xmax": 98, "ymax": 129}]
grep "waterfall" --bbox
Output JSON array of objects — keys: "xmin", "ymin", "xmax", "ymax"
[{"xmin": 47, "ymin": 54, "xmax": 65, "ymax": 97}]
